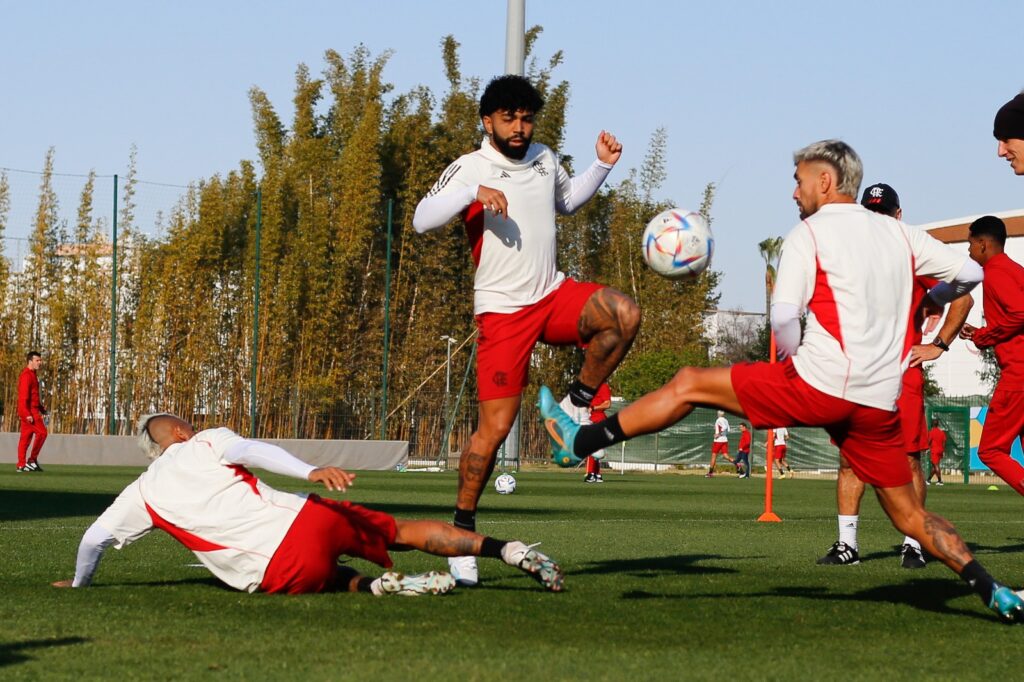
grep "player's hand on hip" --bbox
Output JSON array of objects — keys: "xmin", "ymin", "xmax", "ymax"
[
  {"xmin": 596, "ymin": 131, "xmax": 622, "ymax": 165},
  {"xmin": 476, "ymin": 186, "xmax": 508, "ymax": 218},
  {"xmin": 908, "ymin": 343, "xmax": 942, "ymax": 367},
  {"xmin": 52, "ymin": 579, "xmax": 74, "ymax": 588},
  {"xmin": 309, "ymin": 467, "xmax": 356, "ymax": 492}
]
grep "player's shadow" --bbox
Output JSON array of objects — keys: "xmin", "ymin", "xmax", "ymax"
[
  {"xmin": 359, "ymin": 502, "xmax": 560, "ymax": 518},
  {"xmin": 0, "ymin": 636, "xmax": 89, "ymax": 668},
  {"xmin": 623, "ymin": 578, "xmax": 989, "ymax": 621},
  {"xmin": 92, "ymin": 577, "xmax": 228, "ymax": 590},
  {"xmin": 488, "ymin": 217, "xmax": 522, "ymax": 251},
  {"xmin": 857, "ymin": 538, "xmax": 1024, "ymax": 564},
  {"xmin": 0, "ymin": 490, "xmax": 114, "ymax": 521},
  {"xmin": 573, "ymin": 554, "xmax": 742, "ymax": 578}
]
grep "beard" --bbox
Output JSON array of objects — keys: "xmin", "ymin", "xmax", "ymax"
[{"xmin": 492, "ymin": 130, "xmax": 532, "ymax": 160}]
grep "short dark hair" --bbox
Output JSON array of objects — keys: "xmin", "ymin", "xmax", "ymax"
[
  {"xmin": 969, "ymin": 215, "xmax": 1007, "ymax": 246},
  {"xmin": 479, "ymin": 75, "xmax": 544, "ymax": 118},
  {"xmin": 26, "ymin": 350, "xmax": 40, "ymax": 361}
]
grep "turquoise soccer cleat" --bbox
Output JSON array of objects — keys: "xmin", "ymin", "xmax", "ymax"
[
  {"xmin": 989, "ymin": 585, "xmax": 1024, "ymax": 623},
  {"xmin": 537, "ymin": 386, "xmax": 582, "ymax": 468}
]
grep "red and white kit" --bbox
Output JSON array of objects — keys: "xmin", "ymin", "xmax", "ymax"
[
  {"xmin": 712, "ymin": 415, "xmax": 730, "ymax": 455},
  {"xmin": 734, "ymin": 204, "xmax": 972, "ymax": 487}
]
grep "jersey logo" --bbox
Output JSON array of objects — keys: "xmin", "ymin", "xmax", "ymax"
[
  {"xmin": 531, "ymin": 160, "xmax": 548, "ymax": 176},
  {"xmin": 499, "ymin": 170, "xmax": 511, "ymax": 179},
  {"xmin": 492, "ymin": 371, "xmax": 508, "ymax": 387},
  {"xmin": 426, "ymin": 163, "xmax": 461, "ymax": 197}
]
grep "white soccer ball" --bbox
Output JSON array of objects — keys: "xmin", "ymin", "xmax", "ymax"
[
  {"xmin": 641, "ymin": 208, "xmax": 714, "ymax": 279},
  {"xmin": 494, "ymin": 473, "xmax": 517, "ymax": 495}
]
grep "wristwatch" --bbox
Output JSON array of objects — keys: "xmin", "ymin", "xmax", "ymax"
[{"xmin": 932, "ymin": 337, "xmax": 950, "ymax": 352}]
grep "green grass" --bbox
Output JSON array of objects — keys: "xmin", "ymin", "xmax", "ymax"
[{"xmin": 2, "ymin": 466, "xmax": 1022, "ymax": 680}]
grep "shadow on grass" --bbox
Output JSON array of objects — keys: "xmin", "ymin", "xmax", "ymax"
[
  {"xmin": 857, "ymin": 538, "xmax": 1024, "ymax": 564},
  {"xmin": 573, "ymin": 554, "xmax": 741, "ymax": 578},
  {"xmin": 0, "ymin": 490, "xmax": 115, "ymax": 521},
  {"xmin": 92, "ymin": 577, "xmax": 229, "ymax": 590},
  {"xmin": 356, "ymin": 502, "xmax": 562, "ymax": 518},
  {"xmin": 623, "ymin": 578, "xmax": 991, "ymax": 621},
  {"xmin": 0, "ymin": 636, "xmax": 89, "ymax": 668}
]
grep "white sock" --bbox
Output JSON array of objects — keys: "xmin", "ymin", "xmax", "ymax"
[
  {"xmin": 903, "ymin": 536, "xmax": 921, "ymax": 550},
  {"xmin": 838, "ymin": 515, "xmax": 859, "ymax": 549},
  {"xmin": 369, "ymin": 577, "xmax": 385, "ymax": 596}
]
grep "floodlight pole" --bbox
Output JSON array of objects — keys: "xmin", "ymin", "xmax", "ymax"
[{"xmin": 501, "ymin": 0, "xmax": 526, "ymax": 468}]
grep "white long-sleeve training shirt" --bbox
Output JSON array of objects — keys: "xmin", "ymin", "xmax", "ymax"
[
  {"xmin": 71, "ymin": 429, "xmax": 317, "ymax": 592},
  {"xmin": 413, "ymin": 138, "xmax": 612, "ymax": 314}
]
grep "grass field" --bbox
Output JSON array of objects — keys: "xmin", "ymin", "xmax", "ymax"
[{"xmin": 2, "ymin": 465, "xmax": 1022, "ymax": 680}]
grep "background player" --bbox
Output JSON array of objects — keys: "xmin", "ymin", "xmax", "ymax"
[
  {"xmin": 994, "ymin": 91, "xmax": 1024, "ymax": 175},
  {"xmin": 817, "ymin": 183, "xmax": 972, "ymax": 568},
  {"xmin": 55, "ymin": 414, "xmax": 563, "ymax": 595},
  {"xmin": 540, "ymin": 140, "xmax": 1024, "ymax": 622},
  {"xmin": 736, "ymin": 422, "xmax": 752, "ymax": 478},
  {"xmin": 707, "ymin": 410, "xmax": 735, "ymax": 477},
  {"xmin": 927, "ymin": 419, "xmax": 946, "ymax": 486},
  {"xmin": 960, "ymin": 216, "xmax": 1024, "ymax": 495},
  {"xmin": 17, "ymin": 350, "xmax": 48, "ymax": 473},
  {"xmin": 772, "ymin": 427, "xmax": 792, "ymax": 479},
  {"xmin": 413, "ymin": 75, "xmax": 640, "ymax": 585},
  {"xmin": 584, "ymin": 382, "xmax": 611, "ymax": 483}
]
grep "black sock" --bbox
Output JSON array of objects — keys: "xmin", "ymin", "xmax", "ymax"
[
  {"xmin": 453, "ymin": 507, "xmax": 476, "ymax": 532},
  {"xmin": 574, "ymin": 414, "xmax": 627, "ymax": 457},
  {"xmin": 479, "ymin": 537, "xmax": 507, "ymax": 559},
  {"xmin": 961, "ymin": 560, "xmax": 998, "ymax": 605},
  {"xmin": 356, "ymin": 576, "xmax": 375, "ymax": 593},
  {"xmin": 568, "ymin": 380, "xmax": 598, "ymax": 408}
]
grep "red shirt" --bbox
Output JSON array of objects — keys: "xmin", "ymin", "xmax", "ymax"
[
  {"xmin": 18, "ymin": 367, "xmax": 44, "ymax": 418},
  {"xmin": 928, "ymin": 427, "xmax": 946, "ymax": 454},
  {"xmin": 738, "ymin": 429, "xmax": 752, "ymax": 452},
  {"xmin": 589, "ymin": 383, "xmax": 612, "ymax": 424},
  {"xmin": 974, "ymin": 253, "xmax": 1024, "ymax": 389}
]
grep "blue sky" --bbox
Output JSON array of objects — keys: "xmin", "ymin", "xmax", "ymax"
[{"xmin": 1, "ymin": 0, "xmax": 1022, "ymax": 312}]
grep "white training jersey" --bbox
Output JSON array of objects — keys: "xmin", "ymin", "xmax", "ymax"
[
  {"xmin": 772, "ymin": 204, "xmax": 967, "ymax": 411},
  {"xmin": 714, "ymin": 417, "xmax": 730, "ymax": 442},
  {"xmin": 774, "ymin": 427, "xmax": 789, "ymax": 447},
  {"xmin": 421, "ymin": 140, "xmax": 589, "ymax": 314},
  {"xmin": 93, "ymin": 428, "xmax": 307, "ymax": 592}
]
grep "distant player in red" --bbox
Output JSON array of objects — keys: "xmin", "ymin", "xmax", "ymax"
[
  {"xmin": 928, "ymin": 419, "xmax": 946, "ymax": 486},
  {"xmin": 960, "ymin": 215, "xmax": 1024, "ymax": 495},
  {"xmin": 17, "ymin": 351, "xmax": 48, "ymax": 473},
  {"xmin": 736, "ymin": 423, "xmax": 752, "ymax": 478},
  {"xmin": 542, "ymin": 140, "xmax": 1024, "ymax": 622},
  {"xmin": 584, "ymin": 383, "xmax": 611, "ymax": 483}
]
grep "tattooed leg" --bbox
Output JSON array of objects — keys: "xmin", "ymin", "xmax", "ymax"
[
  {"xmin": 392, "ymin": 520, "xmax": 485, "ymax": 557},
  {"xmin": 874, "ymin": 484, "xmax": 973, "ymax": 571},
  {"xmin": 576, "ymin": 287, "xmax": 641, "ymax": 387},
  {"xmin": 455, "ymin": 395, "xmax": 520, "ymax": 511}
]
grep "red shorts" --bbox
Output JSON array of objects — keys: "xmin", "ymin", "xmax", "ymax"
[
  {"xmin": 475, "ymin": 278, "xmax": 604, "ymax": 400},
  {"xmin": 260, "ymin": 495, "xmax": 398, "ymax": 595},
  {"xmin": 898, "ymin": 367, "xmax": 927, "ymax": 454},
  {"xmin": 731, "ymin": 359, "xmax": 910, "ymax": 488},
  {"xmin": 773, "ymin": 445, "xmax": 787, "ymax": 461},
  {"xmin": 930, "ymin": 450, "xmax": 943, "ymax": 465},
  {"xmin": 712, "ymin": 441, "xmax": 729, "ymax": 455}
]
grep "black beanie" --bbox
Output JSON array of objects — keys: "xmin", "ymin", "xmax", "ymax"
[{"xmin": 994, "ymin": 93, "xmax": 1024, "ymax": 140}]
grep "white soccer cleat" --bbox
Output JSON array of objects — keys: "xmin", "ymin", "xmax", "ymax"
[
  {"xmin": 559, "ymin": 395, "xmax": 592, "ymax": 426},
  {"xmin": 376, "ymin": 570, "xmax": 456, "ymax": 596},
  {"xmin": 447, "ymin": 555, "xmax": 479, "ymax": 587},
  {"xmin": 502, "ymin": 541, "xmax": 564, "ymax": 592}
]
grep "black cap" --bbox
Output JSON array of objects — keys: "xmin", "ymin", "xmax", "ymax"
[
  {"xmin": 860, "ymin": 183, "xmax": 900, "ymax": 217},
  {"xmin": 994, "ymin": 93, "xmax": 1024, "ymax": 141}
]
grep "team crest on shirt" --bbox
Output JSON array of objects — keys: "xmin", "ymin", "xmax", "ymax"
[
  {"xmin": 492, "ymin": 371, "xmax": 508, "ymax": 387},
  {"xmin": 531, "ymin": 160, "xmax": 548, "ymax": 176}
]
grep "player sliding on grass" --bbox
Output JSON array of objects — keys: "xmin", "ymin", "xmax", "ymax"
[
  {"xmin": 53, "ymin": 414, "xmax": 563, "ymax": 595},
  {"xmin": 539, "ymin": 139, "xmax": 1024, "ymax": 623}
]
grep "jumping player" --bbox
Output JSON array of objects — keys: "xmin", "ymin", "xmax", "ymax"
[
  {"xmin": 960, "ymin": 215, "xmax": 1024, "ymax": 495},
  {"xmin": 54, "ymin": 414, "xmax": 563, "ymax": 595},
  {"xmin": 994, "ymin": 91, "xmax": 1024, "ymax": 175},
  {"xmin": 413, "ymin": 75, "xmax": 640, "ymax": 585},
  {"xmin": 707, "ymin": 410, "xmax": 735, "ymax": 477},
  {"xmin": 540, "ymin": 140, "xmax": 1024, "ymax": 622},
  {"xmin": 817, "ymin": 183, "xmax": 972, "ymax": 568}
]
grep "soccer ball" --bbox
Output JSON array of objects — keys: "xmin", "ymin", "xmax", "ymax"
[
  {"xmin": 641, "ymin": 208, "xmax": 714, "ymax": 279},
  {"xmin": 494, "ymin": 473, "xmax": 517, "ymax": 495}
]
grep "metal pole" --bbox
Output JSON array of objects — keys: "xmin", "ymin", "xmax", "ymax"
[
  {"xmin": 380, "ymin": 199, "xmax": 393, "ymax": 440},
  {"xmin": 108, "ymin": 174, "xmax": 118, "ymax": 435},
  {"xmin": 250, "ymin": 187, "xmax": 262, "ymax": 437},
  {"xmin": 505, "ymin": 0, "xmax": 526, "ymax": 76}
]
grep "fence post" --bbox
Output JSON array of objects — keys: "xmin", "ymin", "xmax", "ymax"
[
  {"xmin": 380, "ymin": 198, "xmax": 393, "ymax": 440},
  {"xmin": 249, "ymin": 187, "xmax": 262, "ymax": 437},
  {"xmin": 107, "ymin": 174, "xmax": 118, "ymax": 435}
]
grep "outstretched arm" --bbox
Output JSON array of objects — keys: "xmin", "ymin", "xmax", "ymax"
[
  {"xmin": 54, "ymin": 523, "xmax": 118, "ymax": 587},
  {"xmin": 223, "ymin": 440, "xmax": 355, "ymax": 492}
]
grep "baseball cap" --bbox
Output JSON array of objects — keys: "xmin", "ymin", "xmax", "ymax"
[{"xmin": 860, "ymin": 183, "xmax": 900, "ymax": 217}]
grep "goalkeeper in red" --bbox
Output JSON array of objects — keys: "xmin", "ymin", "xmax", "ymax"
[{"xmin": 540, "ymin": 139, "xmax": 1024, "ymax": 622}]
